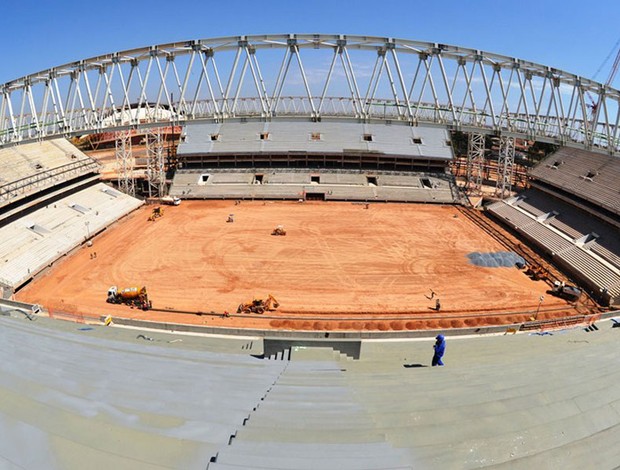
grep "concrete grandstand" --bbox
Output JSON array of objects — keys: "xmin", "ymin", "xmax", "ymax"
[{"xmin": 0, "ymin": 34, "xmax": 619, "ymax": 469}]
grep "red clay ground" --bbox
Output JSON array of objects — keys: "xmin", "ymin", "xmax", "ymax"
[{"xmin": 17, "ymin": 201, "xmax": 576, "ymax": 330}]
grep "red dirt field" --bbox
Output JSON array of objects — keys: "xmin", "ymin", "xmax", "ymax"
[{"xmin": 17, "ymin": 200, "xmax": 577, "ymax": 331}]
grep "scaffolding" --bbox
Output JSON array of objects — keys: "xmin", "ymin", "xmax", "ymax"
[
  {"xmin": 146, "ymin": 128, "xmax": 166, "ymax": 198},
  {"xmin": 115, "ymin": 131, "xmax": 135, "ymax": 197},
  {"xmin": 495, "ymin": 135, "xmax": 515, "ymax": 198},
  {"xmin": 466, "ymin": 132, "xmax": 486, "ymax": 195}
]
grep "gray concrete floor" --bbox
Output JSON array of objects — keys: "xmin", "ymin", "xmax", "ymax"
[{"xmin": 1, "ymin": 314, "xmax": 619, "ymax": 469}]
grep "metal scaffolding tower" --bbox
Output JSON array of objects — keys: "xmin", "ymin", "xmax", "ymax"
[
  {"xmin": 495, "ymin": 135, "xmax": 515, "ymax": 199},
  {"xmin": 466, "ymin": 132, "xmax": 486, "ymax": 194},
  {"xmin": 146, "ymin": 128, "xmax": 166, "ymax": 198},
  {"xmin": 115, "ymin": 131, "xmax": 135, "ymax": 197}
]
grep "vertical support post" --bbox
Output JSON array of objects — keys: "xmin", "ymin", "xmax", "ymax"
[
  {"xmin": 495, "ymin": 135, "xmax": 515, "ymax": 199},
  {"xmin": 146, "ymin": 127, "xmax": 166, "ymax": 198},
  {"xmin": 115, "ymin": 130, "xmax": 135, "ymax": 196},
  {"xmin": 466, "ymin": 132, "xmax": 485, "ymax": 195}
]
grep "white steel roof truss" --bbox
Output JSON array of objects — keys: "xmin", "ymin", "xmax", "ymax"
[
  {"xmin": 223, "ymin": 46, "xmax": 244, "ymax": 116},
  {"xmin": 291, "ymin": 45, "xmax": 316, "ymax": 117},
  {"xmin": 364, "ymin": 52, "xmax": 385, "ymax": 117},
  {"xmin": 383, "ymin": 51, "xmax": 405, "ymax": 119},
  {"xmin": 25, "ymin": 84, "xmax": 39, "ymax": 137},
  {"xmin": 409, "ymin": 56, "xmax": 428, "ymax": 121},
  {"xmin": 423, "ymin": 55, "xmax": 443, "ymax": 123},
  {"xmin": 100, "ymin": 65, "xmax": 117, "ymax": 126},
  {"xmin": 154, "ymin": 55, "xmax": 173, "ymax": 117},
  {"xmin": 17, "ymin": 86, "xmax": 28, "ymax": 137},
  {"xmin": 179, "ymin": 50, "xmax": 197, "ymax": 117},
  {"xmin": 457, "ymin": 60, "xmax": 480, "ymax": 125},
  {"xmin": 342, "ymin": 48, "xmax": 363, "ymax": 118},
  {"xmin": 243, "ymin": 46, "xmax": 269, "ymax": 116},
  {"xmin": 271, "ymin": 47, "xmax": 293, "ymax": 113},
  {"xmin": 116, "ymin": 61, "xmax": 134, "ymax": 123},
  {"xmin": 436, "ymin": 54, "xmax": 457, "ymax": 124},
  {"xmin": 200, "ymin": 49, "xmax": 221, "ymax": 116},
  {"xmin": 495, "ymin": 66, "xmax": 513, "ymax": 131},
  {"xmin": 248, "ymin": 49, "xmax": 270, "ymax": 116},
  {"xmin": 477, "ymin": 61, "xmax": 497, "ymax": 128},
  {"xmin": 317, "ymin": 48, "xmax": 338, "ymax": 115}
]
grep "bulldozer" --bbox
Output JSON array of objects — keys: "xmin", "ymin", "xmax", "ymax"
[
  {"xmin": 106, "ymin": 286, "xmax": 152, "ymax": 310},
  {"xmin": 148, "ymin": 206, "xmax": 164, "ymax": 221},
  {"xmin": 271, "ymin": 225, "xmax": 286, "ymax": 236},
  {"xmin": 237, "ymin": 294, "xmax": 279, "ymax": 314}
]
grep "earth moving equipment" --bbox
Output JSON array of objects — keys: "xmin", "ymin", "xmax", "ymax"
[
  {"xmin": 549, "ymin": 281, "xmax": 582, "ymax": 302},
  {"xmin": 107, "ymin": 286, "xmax": 152, "ymax": 310},
  {"xmin": 148, "ymin": 207, "xmax": 164, "ymax": 221},
  {"xmin": 237, "ymin": 294, "xmax": 280, "ymax": 314},
  {"xmin": 271, "ymin": 225, "xmax": 286, "ymax": 236},
  {"xmin": 227, "ymin": 214, "xmax": 234, "ymax": 223}
]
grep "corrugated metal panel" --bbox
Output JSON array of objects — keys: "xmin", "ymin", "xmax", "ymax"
[{"xmin": 178, "ymin": 121, "xmax": 453, "ymax": 160}]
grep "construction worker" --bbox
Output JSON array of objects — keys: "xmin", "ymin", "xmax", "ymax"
[
  {"xmin": 432, "ymin": 334, "xmax": 446, "ymax": 366},
  {"xmin": 435, "ymin": 298, "xmax": 441, "ymax": 311}
]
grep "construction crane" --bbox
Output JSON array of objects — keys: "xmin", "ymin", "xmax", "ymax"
[{"xmin": 588, "ymin": 39, "xmax": 620, "ymax": 119}]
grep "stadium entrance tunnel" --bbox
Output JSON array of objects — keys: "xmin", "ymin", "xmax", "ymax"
[
  {"xmin": 304, "ymin": 192, "xmax": 326, "ymax": 201},
  {"xmin": 260, "ymin": 338, "xmax": 361, "ymax": 360}
]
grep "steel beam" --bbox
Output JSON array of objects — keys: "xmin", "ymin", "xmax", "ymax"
[{"xmin": 0, "ymin": 34, "xmax": 618, "ymax": 154}]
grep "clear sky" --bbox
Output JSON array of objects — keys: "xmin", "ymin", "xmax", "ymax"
[{"xmin": 1, "ymin": 0, "xmax": 619, "ymax": 86}]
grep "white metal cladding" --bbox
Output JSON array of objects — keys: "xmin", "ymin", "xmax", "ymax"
[
  {"xmin": 1, "ymin": 34, "xmax": 620, "ymax": 154},
  {"xmin": 179, "ymin": 121, "xmax": 453, "ymax": 159}
]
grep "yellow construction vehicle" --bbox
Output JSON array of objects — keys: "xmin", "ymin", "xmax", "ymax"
[
  {"xmin": 148, "ymin": 206, "xmax": 164, "ymax": 221},
  {"xmin": 106, "ymin": 286, "xmax": 152, "ymax": 310},
  {"xmin": 237, "ymin": 294, "xmax": 280, "ymax": 314},
  {"xmin": 271, "ymin": 225, "xmax": 286, "ymax": 236}
]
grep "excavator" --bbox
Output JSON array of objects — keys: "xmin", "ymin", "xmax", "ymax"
[{"xmin": 237, "ymin": 294, "xmax": 280, "ymax": 314}]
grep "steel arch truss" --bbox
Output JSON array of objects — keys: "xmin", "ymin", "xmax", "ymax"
[{"xmin": 2, "ymin": 34, "xmax": 620, "ymax": 153}]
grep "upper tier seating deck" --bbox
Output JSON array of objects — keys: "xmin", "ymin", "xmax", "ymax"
[
  {"xmin": 0, "ymin": 139, "xmax": 99, "ymax": 209},
  {"xmin": 529, "ymin": 147, "xmax": 620, "ymax": 216}
]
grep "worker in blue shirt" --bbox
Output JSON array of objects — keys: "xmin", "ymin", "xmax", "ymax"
[{"xmin": 432, "ymin": 334, "xmax": 446, "ymax": 366}]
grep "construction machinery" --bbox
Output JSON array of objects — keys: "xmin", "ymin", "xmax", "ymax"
[
  {"xmin": 160, "ymin": 195, "xmax": 181, "ymax": 206},
  {"xmin": 237, "ymin": 294, "xmax": 279, "ymax": 314},
  {"xmin": 271, "ymin": 225, "xmax": 286, "ymax": 236},
  {"xmin": 227, "ymin": 214, "xmax": 234, "ymax": 223},
  {"xmin": 106, "ymin": 286, "xmax": 152, "ymax": 310},
  {"xmin": 148, "ymin": 206, "xmax": 164, "ymax": 221},
  {"xmin": 549, "ymin": 282, "xmax": 582, "ymax": 302}
]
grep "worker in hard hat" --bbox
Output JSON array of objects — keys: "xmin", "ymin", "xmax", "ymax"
[{"xmin": 432, "ymin": 334, "xmax": 446, "ymax": 367}]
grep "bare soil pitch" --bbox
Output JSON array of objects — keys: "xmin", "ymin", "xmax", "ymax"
[{"xmin": 17, "ymin": 201, "xmax": 571, "ymax": 330}]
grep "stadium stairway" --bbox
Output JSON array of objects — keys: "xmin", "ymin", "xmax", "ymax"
[{"xmin": 1, "ymin": 313, "xmax": 620, "ymax": 469}]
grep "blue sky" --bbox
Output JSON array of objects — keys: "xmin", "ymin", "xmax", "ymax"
[{"xmin": 1, "ymin": 0, "xmax": 619, "ymax": 86}]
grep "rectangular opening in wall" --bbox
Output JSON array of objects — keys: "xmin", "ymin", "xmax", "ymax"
[
  {"xmin": 366, "ymin": 176, "xmax": 378, "ymax": 186},
  {"xmin": 420, "ymin": 177, "xmax": 433, "ymax": 189},
  {"xmin": 305, "ymin": 192, "xmax": 325, "ymax": 201},
  {"xmin": 412, "ymin": 137, "xmax": 423, "ymax": 144},
  {"xmin": 254, "ymin": 174, "xmax": 264, "ymax": 184},
  {"xmin": 310, "ymin": 132, "xmax": 321, "ymax": 141},
  {"xmin": 210, "ymin": 134, "xmax": 220, "ymax": 141},
  {"xmin": 311, "ymin": 175, "xmax": 320, "ymax": 184},
  {"xmin": 362, "ymin": 134, "xmax": 373, "ymax": 142},
  {"xmin": 199, "ymin": 174, "xmax": 210, "ymax": 184},
  {"xmin": 584, "ymin": 170, "xmax": 596, "ymax": 180},
  {"xmin": 70, "ymin": 203, "xmax": 90, "ymax": 214},
  {"xmin": 259, "ymin": 132, "xmax": 269, "ymax": 140}
]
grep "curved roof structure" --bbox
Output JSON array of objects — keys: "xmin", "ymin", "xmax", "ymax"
[{"xmin": 1, "ymin": 34, "xmax": 619, "ymax": 154}]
